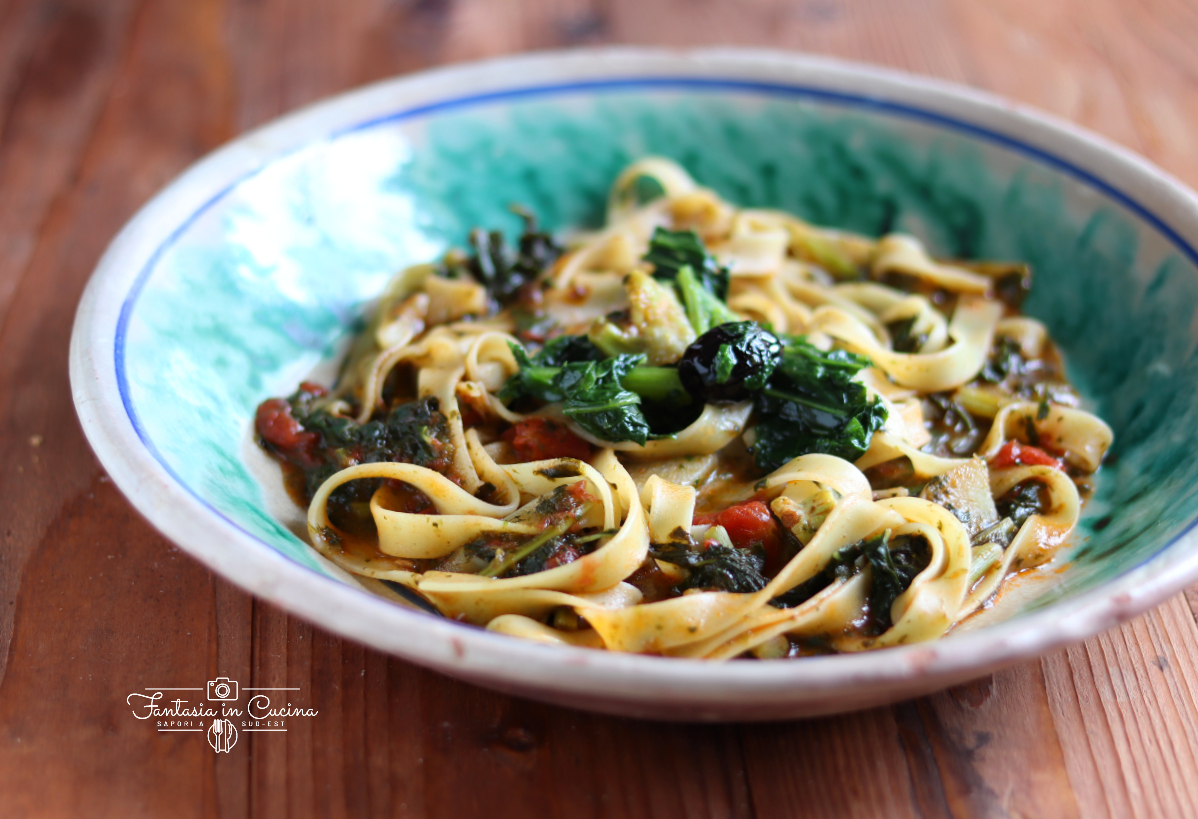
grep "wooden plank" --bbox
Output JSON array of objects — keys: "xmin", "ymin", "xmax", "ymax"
[
  {"xmin": 0, "ymin": 0, "xmax": 140, "ymax": 314},
  {"xmin": 0, "ymin": 0, "xmax": 245, "ymax": 815},
  {"xmin": 739, "ymin": 709, "xmax": 929, "ymax": 819},
  {"xmin": 0, "ymin": 0, "xmax": 1197, "ymax": 817},
  {"xmin": 1042, "ymin": 597, "xmax": 1198, "ymax": 819},
  {"xmin": 0, "ymin": 0, "xmax": 141, "ymax": 684},
  {"xmin": 212, "ymin": 581, "xmax": 254, "ymax": 819},
  {"xmin": 0, "ymin": 475, "xmax": 225, "ymax": 817},
  {"xmin": 914, "ymin": 664, "xmax": 1080, "ymax": 818}
]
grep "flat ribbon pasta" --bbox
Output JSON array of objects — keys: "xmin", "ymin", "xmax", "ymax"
[
  {"xmin": 258, "ymin": 155, "xmax": 1112, "ymax": 663},
  {"xmin": 979, "ymin": 402, "xmax": 1113, "ymax": 472},
  {"xmin": 809, "ymin": 297, "xmax": 1002, "ymax": 393}
]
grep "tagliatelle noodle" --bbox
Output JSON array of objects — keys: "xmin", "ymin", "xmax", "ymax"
[
  {"xmin": 871, "ymin": 234, "xmax": 991, "ymax": 294},
  {"xmin": 261, "ymin": 156, "xmax": 1114, "ymax": 661},
  {"xmin": 978, "ymin": 402, "xmax": 1113, "ymax": 472},
  {"xmin": 808, "ymin": 297, "xmax": 1002, "ymax": 393},
  {"xmin": 855, "ymin": 431, "xmax": 969, "ymax": 477},
  {"xmin": 961, "ymin": 465, "xmax": 1081, "ymax": 614}
]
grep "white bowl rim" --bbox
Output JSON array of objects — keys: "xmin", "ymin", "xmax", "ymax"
[{"xmin": 70, "ymin": 46, "xmax": 1198, "ymax": 714}]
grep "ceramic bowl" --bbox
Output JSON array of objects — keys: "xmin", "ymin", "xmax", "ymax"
[{"xmin": 70, "ymin": 48, "xmax": 1198, "ymax": 720}]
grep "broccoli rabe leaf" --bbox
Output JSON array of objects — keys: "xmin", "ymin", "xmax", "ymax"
[
  {"xmin": 441, "ymin": 208, "xmax": 563, "ymax": 306},
  {"xmin": 533, "ymin": 334, "xmax": 607, "ymax": 368},
  {"xmin": 861, "ymin": 531, "xmax": 929, "ymax": 627},
  {"xmin": 558, "ymin": 355, "xmax": 651, "ymax": 445},
  {"xmin": 751, "ymin": 336, "xmax": 888, "ymax": 472},
  {"xmin": 770, "ymin": 530, "xmax": 928, "ymax": 633},
  {"xmin": 995, "ymin": 479, "xmax": 1050, "ymax": 529},
  {"xmin": 497, "ymin": 336, "xmax": 605, "ymax": 404},
  {"xmin": 651, "ymin": 543, "xmax": 768, "ymax": 594},
  {"xmin": 499, "ymin": 344, "xmax": 653, "ymax": 445},
  {"xmin": 643, "ymin": 227, "xmax": 730, "ymax": 300},
  {"xmin": 285, "ymin": 395, "xmax": 451, "ymax": 512},
  {"xmin": 296, "ymin": 395, "xmax": 447, "ymax": 469}
]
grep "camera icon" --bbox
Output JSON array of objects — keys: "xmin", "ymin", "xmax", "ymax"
[{"xmin": 207, "ymin": 677, "xmax": 239, "ymax": 701}]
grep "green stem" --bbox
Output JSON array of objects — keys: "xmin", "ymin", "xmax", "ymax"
[
  {"xmin": 479, "ymin": 502, "xmax": 593, "ymax": 578},
  {"xmin": 759, "ymin": 387, "xmax": 843, "ymax": 416},
  {"xmin": 619, "ymin": 367, "xmax": 691, "ymax": 404},
  {"xmin": 967, "ymin": 541, "xmax": 1003, "ymax": 587},
  {"xmin": 785, "ymin": 343, "xmax": 862, "ymax": 371},
  {"xmin": 793, "ymin": 232, "xmax": 860, "ymax": 282},
  {"xmin": 518, "ymin": 366, "xmax": 691, "ymax": 406},
  {"xmin": 573, "ymin": 529, "xmax": 617, "ymax": 544},
  {"xmin": 676, "ymin": 266, "xmax": 738, "ymax": 335}
]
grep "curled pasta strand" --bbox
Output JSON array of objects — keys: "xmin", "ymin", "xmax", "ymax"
[
  {"xmin": 960, "ymin": 465, "xmax": 1081, "ymax": 615},
  {"xmin": 810, "ymin": 297, "xmax": 1002, "ymax": 393},
  {"xmin": 978, "ymin": 402, "xmax": 1113, "ymax": 472},
  {"xmin": 871, "ymin": 234, "xmax": 991, "ymax": 294}
]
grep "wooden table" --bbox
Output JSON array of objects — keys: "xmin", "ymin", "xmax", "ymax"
[{"xmin": 3, "ymin": 0, "xmax": 1197, "ymax": 816}]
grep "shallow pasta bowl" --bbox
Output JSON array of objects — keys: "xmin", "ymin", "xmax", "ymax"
[{"xmin": 69, "ymin": 48, "xmax": 1198, "ymax": 720}]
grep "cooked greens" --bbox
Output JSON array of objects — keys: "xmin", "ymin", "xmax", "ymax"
[
  {"xmin": 500, "ymin": 325, "xmax": 887, "ymax": 461},
  {"xmin": 678, "ymin": 322, "xmax": 782, "ymax": 403},
  {"xmin": 556, "ymin": 355, "xmax": 652, "ymax": 445},
  {"xmin": 771, "ymin": 530, "xmax": 928, "ymax": 632},
  {"xmin": 644, "ymin": 227, "xmax": 730, "ymax": 300},
  {"xmin": 752, "ymin": 337, "xmax": 888, "ymax": 472},
  {"xmin": 996, "ymin": 479, "xmax": 1051, "ymax": 529},
  {"xmin": 675, "ymin": 266, "xmax": 740, "ymax": 335},
  {"xmin": 440, "ymin": 208, "xmax": 563, "ymax": 306},
  {"xmin": 497, "ymin": 335, "xmax": 606, "ymax": 405},
  {"xmin": 642, "ymin": 228, "xmax": 738, "ymax": 335},
  {"xmin": 651, "ymin": 543, "xmax": 768, "ymax": 594}
]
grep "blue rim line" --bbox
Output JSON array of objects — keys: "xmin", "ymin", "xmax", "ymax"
[{"xmin": 114, "ymin": 76, "xmax": 1198, "ymax": 597}]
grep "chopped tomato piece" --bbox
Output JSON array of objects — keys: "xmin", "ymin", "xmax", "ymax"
[
  {"xmin": 712, "ymin": 500, "xmax": 785, "ymax": 576},
  {"xmin": 255, "ymin": 399, "xmax": 321, "ymax": 466},
  {"xmin": 991, "ymin": 440, "xmax": 1064, "ymax": 471},
  {"xmin": 502, "ymin": 418, "xmax": 592, "ymax": 462}
]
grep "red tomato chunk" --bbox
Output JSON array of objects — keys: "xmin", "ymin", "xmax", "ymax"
[
  {"xmin": 694, "ymin": 500, "xmax": 785, "ymax": 576},
  {"xmin": 502, "ymin": 418, "xmax": 592, "ymax": 462},
  {"xmin": 990, "ymin": 440, "xmax": 1064, "ymax": 471},
  {"xmin": 255, "ymin": 399, "xmax": 321, "ymax": 466}
]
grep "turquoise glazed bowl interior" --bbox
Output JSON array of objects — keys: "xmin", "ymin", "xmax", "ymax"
[{"xmin": 75, "ymin": 50, "xmax": 1198, "ymax": 719}]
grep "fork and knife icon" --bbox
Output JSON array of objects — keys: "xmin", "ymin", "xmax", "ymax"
[{"xmin": 207, "ymin": 718, "xmax": 238, "ymax": 753}]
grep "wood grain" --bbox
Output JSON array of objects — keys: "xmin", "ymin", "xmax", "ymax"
[{"xmin": 1, "ymin": 0, "xmax": 1197, "ymax": 816}]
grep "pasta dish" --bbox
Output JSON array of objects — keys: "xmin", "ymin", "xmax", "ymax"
[{"xmin": 254, "ymin": 158, "xmax": 1113, "ymax": 660}]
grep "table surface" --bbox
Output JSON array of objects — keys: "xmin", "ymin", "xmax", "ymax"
[{"xmin": 3, "ymin": 0, "xmax": 1198, "ymax": 816}]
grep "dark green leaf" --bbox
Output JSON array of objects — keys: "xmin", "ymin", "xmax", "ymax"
[
  {"xmin": 995, "ymin": 479, "xmax": 1050, "ymax": 529},
  {"xmin": 440, "ymin": 208, "xmax": 563, "ymax": 306},
  {"xmin": 497, "ymin": 337, "xmax": 604, "ymax": 404},
  {"xmin": 885, "ymin": 315, "xmax": 928, "ymax": 353},
  {"xmin": 533, "ymin": 335, "xmax": 605, "ymax": 367},
  {"xmin": 652, "ymin": 543, "xmax": 767, "ymax": 594},
  {"xmin": 980, "ymin": 337, "xmax": 1028, "ymax": 384},
  {"xmin": 771, "ymin": 530, "xmax": 928, "ymax": 633},
  {"xmin": 751, "ymin": 336, "xmax": 887, "ymax": 471},
  {"xmin": 560, "ymin": 355, "xmax": 651, "ymax": 445},
  {"xmin": 500, "ymin": 336, "xmax": 700, "ymax": 442},
  {"xmin": 643, "ymin": 227, "xmax": 730, "ymax": 299}
]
